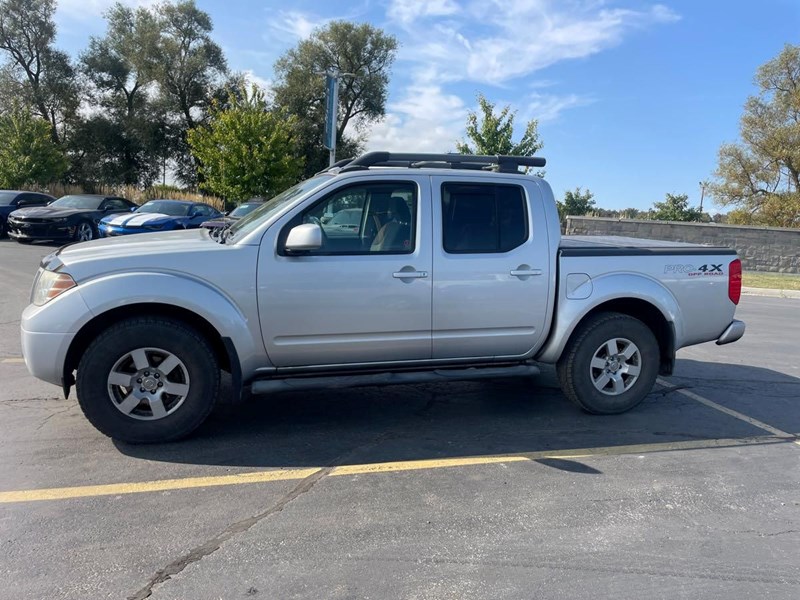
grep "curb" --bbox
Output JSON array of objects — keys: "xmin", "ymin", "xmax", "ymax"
[{"xmin": 742, "ymin": 286, "xmax": 800, "ymax": 299}]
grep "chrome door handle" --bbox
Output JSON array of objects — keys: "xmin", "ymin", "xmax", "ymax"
[
  {"xmin": 393, "ymin": 270, "xmax": 428, "ymax": 279},
  {"xmin": 510, "ymin": 268, "xmax": 542, "ymax": 277}
]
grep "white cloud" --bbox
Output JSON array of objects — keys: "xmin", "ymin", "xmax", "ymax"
[
  {"xmin": 397, "ymin": 0, "xmax": 680, "ymax": 85},
  {"xmin": 366, "ymin": 72, "xmax": 468, "ymax": 152},
  {"xmin": 523, "ymin": 92, "xmax": 595, "ymax": 123},
  {"xmin": 387, "ymin": 0, "xmax": 460, "ymax": 25},
  {"xmin": 242, "ymin": 69, "xmax": 273, "ymax": 95},
  {"xmin": 268, "ymin": 10, "xmax": 329, "ymax": 41}
]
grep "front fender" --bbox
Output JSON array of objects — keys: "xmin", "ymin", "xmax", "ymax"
[
  {"xmin": 75, "ymin": 271, "xmax": 261, "ymax": 372},
  {"xmin": 536, "ymin": 272, "xmax": 683, "ymax": 364}
]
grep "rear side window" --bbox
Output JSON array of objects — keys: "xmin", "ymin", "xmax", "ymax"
[
  {"xmin": 441, "ymin": 183, "xmax": 528, "ymax": 253},
  {"xmin": 102, "ymin": 198, "xmax": 131, "ymax": 211}
]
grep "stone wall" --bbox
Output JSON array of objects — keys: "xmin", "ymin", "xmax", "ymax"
[{"xmin": 564, "ymin": 216, "xmax": 800, "ymax": 273}]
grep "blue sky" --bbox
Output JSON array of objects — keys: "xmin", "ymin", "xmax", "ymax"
[{"xmin": 53, "ymin": 0, "xmax": 800, "ymax": 211}]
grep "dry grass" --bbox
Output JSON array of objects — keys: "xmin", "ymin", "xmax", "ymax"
[
  {"xmin": 31, "ymin": 183, "xmax": 226, "ymax": 211},
  {"xmin": 743, "ymin": 271, "xmax": 800, "ymax": 291}
]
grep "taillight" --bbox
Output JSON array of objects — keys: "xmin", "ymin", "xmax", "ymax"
[{"xmin": 728, "ymin": 259, "xmax": 742, "ymax": 305}]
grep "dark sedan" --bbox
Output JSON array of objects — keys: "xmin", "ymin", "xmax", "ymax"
[
  {"xmin": 7, "ymin": 194, "xmax": 136, "ymax": 243},
  {"xmin": 200, "ymin": 199, "xmax": 264, "ymax": 237},
  {"xmin": 99, "ymin": 199, "xmax": 222, "ymax": 237},
  {"xmin": 0, "ymin": 191, "xmax": 55, "ymax": 238}
]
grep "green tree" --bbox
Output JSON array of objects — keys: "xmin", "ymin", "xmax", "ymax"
[
  {"xmin": 650, "ymin": 193, "xmax": 705, "ymax": 222},
  {"xmin": 273, "ymin": 21, "xmax": 398, "ymax": 177},
  {"xmin": 558, "ymin": 187, "xmax": 595, "ymax": 219},
  {"xmin": 187, "ymin": 86, "xmax": 303, "ymax": 202},
  {"xmin": 0, "ymin": 0, "xmax": 79, "ymax": 143},
  {"xmin": 456, "ymin": 93, "xmax": 543, "ymax": 160},
  {"xmin": 710, "ymin": 44, "xmax": 800, "ymax": 228},
  {"xmin": 0, "ymin": 105, "xmax": 67, "ymax": 188},
  {"xmin": 155, "ymin": 0, "xmax": 227, "ymax": 185},
  {"xmin": 80, "ymin": 3, "xmax": 162, "ymax": 186}
]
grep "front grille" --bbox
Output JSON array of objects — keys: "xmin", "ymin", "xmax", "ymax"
[{"xmin": 13, "ymin": 218, "xmax": 51, "ymax": 224}]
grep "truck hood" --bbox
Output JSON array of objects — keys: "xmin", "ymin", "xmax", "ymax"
[{"xmin": 48, "ymin": 229, "xmax": 244, "ymax": 282}]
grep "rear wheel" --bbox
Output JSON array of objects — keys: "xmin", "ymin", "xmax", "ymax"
[
  {"xmin": 557, "ymin": 312, "xmax": 659, "ymax": 414},
  {"xmin": 76, "ymin": 317, "xmax": 220, "ymax": 443}
]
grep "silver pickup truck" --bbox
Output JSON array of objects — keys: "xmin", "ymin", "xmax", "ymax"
[{"xmin": 21, "ymin": 152, "xmax": 745, "ymax": 443}]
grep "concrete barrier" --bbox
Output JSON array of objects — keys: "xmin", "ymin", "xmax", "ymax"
[{"xmin": 564, "ymin": 216, "xmax": 800, "ymax": 274}]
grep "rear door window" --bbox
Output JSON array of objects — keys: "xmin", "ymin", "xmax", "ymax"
[{"xmin": 441, "ymin": 183, "xmax": 528, "ymax": 253}]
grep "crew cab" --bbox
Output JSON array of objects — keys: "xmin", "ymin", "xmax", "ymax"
[{"xmin": 21, "ymin": 152, "xmax": 745, "ymax": 443}]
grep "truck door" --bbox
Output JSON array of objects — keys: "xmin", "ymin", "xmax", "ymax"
[
  {"xmin": 257, "ymin": 177, "xmax": 432, "ymax": 367},
  {"xmin": 430, "ymin": 177, "xmax": 551, "ymax": 359}
]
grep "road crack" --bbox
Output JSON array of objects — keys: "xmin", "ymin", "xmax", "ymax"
[
  {"xmin": 128, "ymin": 417, "xmax": 410, "ymax": 600},
  {"xmin": 128, "ymin": 466, "xmax": 331, "ymax": 600}
]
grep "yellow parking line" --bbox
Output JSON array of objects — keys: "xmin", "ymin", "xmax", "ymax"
[
  {"xmin": 0, "ymin": 468, "xmax": 321, "ymax": 504},
  {"xmin": 330, "ymin": 455, "xmax": 530, "ymax": 476},
  {"xmin": 0, "ymin": 435, "xmax": 785, "ymax": 504},
  {"xmin": 1, "ymin": 358, "xmax": 24, "ymax": 364}
]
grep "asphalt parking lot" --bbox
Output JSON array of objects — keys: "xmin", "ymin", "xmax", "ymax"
[{"xmin": 1, "ymin": 238, "xmax": 799, "ymax": 600}]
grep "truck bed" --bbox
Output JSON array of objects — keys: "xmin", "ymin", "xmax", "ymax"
[{"xmin": 560, "ymin": 235, "xmax": 736, "ymax": 256}]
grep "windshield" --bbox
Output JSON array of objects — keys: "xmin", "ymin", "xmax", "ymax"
[
  {"xmin": 0, "ymin": 192, "xmax": 19, "ymax": 206},
  {"xmin": 137, "ymin": 201, "xmax": 191, "ymax": 216},
  {"xmin": 226, "ymin": 175, "xmax": 333, "ymax": 242},
  {"xmin": 51, "ymin": 195, "xmax": 103, "ymax": 210},
  {"xmin": 229, "ymin": 203, "xmax": 262, "ymax": 218}
]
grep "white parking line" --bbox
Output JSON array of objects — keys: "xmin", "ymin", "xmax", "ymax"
[
  {"xmin": 657, "ymin": 377, "xmax": 799, "ymax": 446},
  {"xmin": 1, "ymin": 358, "xmax": 24, "ymax": 364}
]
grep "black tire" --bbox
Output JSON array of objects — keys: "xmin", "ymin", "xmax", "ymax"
[
  {"xmin": 557, "ymin": 312, "xmax": 659, "ymax": 414},
  {"xmin": 0, "ymin": 217, "xmax": 6, "ymax": 238},
  {"xmin": 76, "ymin": 317, "xmax": 220, "ymax": 443},
  {"xmin": 74, "ymin": 220, "xmax": 95, "ymax": 242}
]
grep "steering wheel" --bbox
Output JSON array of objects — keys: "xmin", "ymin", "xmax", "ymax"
[{"xmin": 304, "ymin": 215, "xmax": 329, "ymax": 247}]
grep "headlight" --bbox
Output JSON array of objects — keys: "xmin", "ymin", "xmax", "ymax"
[{"xmin": 31, "ymin": 269, "xmax": 77, "ymax": 306}]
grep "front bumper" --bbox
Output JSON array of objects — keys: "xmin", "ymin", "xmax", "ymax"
[
  {"xmin": 21, "ymin": 327, "xmax": 74, "ymax": 387},
  {"xmin": 8, "ymin": 221, "xmax": 75, "ymax": 241},
  {"xmin": 716, "ymin": 319, "xmax": 745, "ymax": 345},
  {"xmin": 21, "ymin": 287, "xmax": 93, "ymax": 388}
]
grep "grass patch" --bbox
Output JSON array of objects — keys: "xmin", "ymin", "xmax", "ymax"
[{"xmin": 743, "ymin": 271, "xmax": 800, "ymax": 290}]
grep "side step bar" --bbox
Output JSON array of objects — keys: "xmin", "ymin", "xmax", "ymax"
[{"xmin": 250, "ymin": 364, "xmax": 541, "ymax": 395}]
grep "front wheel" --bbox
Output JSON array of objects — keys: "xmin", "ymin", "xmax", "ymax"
[
  {"xmin": 76, "ymin": 317, "xmax": 220, "ymax": 443},
  {"xmin": 557, "ymin": 312, "xmax": 659, "ymax": 414},
  {"xmin": 74, "ymin": 221, "xmax": 95, "ymax": 242}
]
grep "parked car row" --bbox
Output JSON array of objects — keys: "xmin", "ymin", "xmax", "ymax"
[{"xmin": 0, "ymin": 190, "xmax": 236, "ymax": 244}]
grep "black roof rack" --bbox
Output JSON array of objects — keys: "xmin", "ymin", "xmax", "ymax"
[{"xmin": 337, "ymin": 152, "xmax": 545, "ymax": 174}]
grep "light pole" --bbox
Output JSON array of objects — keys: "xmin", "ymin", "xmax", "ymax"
[
  {"xmin": 322, "ymin": 68, "xmax": 357, "ymax": 166},
  {"xmin": 699, "ymin": 181, "xmax": 707, "ymax": 213}
]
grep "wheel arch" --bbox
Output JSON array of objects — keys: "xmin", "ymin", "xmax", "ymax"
[
  {"xmin": 537, "ymin": 285, "xmax": 679, "ymax": 377},
  {"xmin": 63, "ymin": 303, "xmax": 242, "ymax": 402},
  {"xmin": 563, "ymin": 299, "xmax": 675, "ymax": 376}
]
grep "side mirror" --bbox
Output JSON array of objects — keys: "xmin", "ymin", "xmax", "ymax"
[
  {"xmin": 130, "ymin": 206, "xmax": 137, "ymax": 212},
  {"xmin": 285, "ymin": 223, "xmax": 322, "ymax": 254}
]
